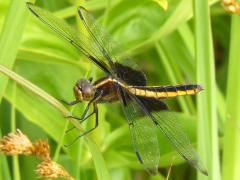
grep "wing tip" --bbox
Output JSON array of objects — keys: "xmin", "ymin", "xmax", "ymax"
[
  {"xmin": 135, "ymin": 150, "xmax": 159, "ymax": 175},
  {"xmin": 77, "ymin": 6, "xmax": 86, "ymax": 20},
  {"xmin": 26, "ymin": 2, "xmax": 34, "ymax": 10},
  {"xmin": 26, "ymin": 1, "xmax": 33, "ymax": 6},
  {"xmin": 197, "ymin": 164, "xmax": 208, "ymax": 176},
  {"xmin": 189, "ymin": 158, "xmax": 208, "ymax": 176},
  {"xmin": 201, "ymin": 169, "xmax": 208, "ymax": 176},
  {"xmin": 26, "ymin": 2, "xmax": 39, "ymax": 18},
  {"xmin": 147, "ymin": 168, "xmax": 158, "ymax": 176}
]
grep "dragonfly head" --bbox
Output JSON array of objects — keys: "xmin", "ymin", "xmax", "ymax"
[{"xmin": 74, "ymin": 79, "xmax": 96, "ymax": 101}]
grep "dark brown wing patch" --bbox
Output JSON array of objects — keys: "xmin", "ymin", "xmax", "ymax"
[{"xmin": 115, "ymin": 62, "xmax": 146, "ymax": 86}]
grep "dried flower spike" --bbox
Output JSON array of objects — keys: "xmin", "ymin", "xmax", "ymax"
[
  {"xmin": 222, "ymin": 0, "xmax": 240, "ymax": 14},
  {"xmin": 0, "ymin": 129, "xmax": 34, "ymax": 155},
  {"xmin": 36, "ymin": 160, "xmax": 74, "ymax": 180},
  {"xmin": 33, "ymin": 140, "xmax": 50, "ymax": 161}
]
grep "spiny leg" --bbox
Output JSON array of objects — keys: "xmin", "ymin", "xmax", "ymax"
[
  {"xmin": 65, "ymin": 100, "xmax": 94, "ymax": 133},
  {"xmin": 64, "ymin": 104, "xmax": 99, "ymax": 147},
  {"xmin": 59, "ymin": 99, "xmax": 81, "ymax": 106},
  {"xmin": 65, "ymin": 90, "xmax": 103, "ymax": 133},
  {"xmin": 65, "ymin": 90, "xmax": 103, "ymax": 120},
  {"xmin": 76, "ymin": 104, "xmax": 98, "ymax": 138},
  {"xmin": 65, "ymin": 100, "xmax": 92, "ymax": 120},
  {"xmin": 65, "ymin": 109, "xmax": 96, "ymax": 133}
]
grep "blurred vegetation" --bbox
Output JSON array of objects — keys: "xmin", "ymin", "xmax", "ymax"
[{"xmin": 0, "ymin": 0, "xmax": 239, "ymax": 180}]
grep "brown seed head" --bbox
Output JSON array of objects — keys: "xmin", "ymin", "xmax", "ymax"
[
  {"xmin": 33, "ymin": 140, "xmax": 50, "ymax": 161},
  {"xmin": 36, "ymin": 160, "xmax": 74, "ymax": 180},
  {"xmin": 0, "ymin": 129, "xmax": 34, "ymax": 155},
  {"xmin": 222, "ymin": 0, "xmax": 240, "ymax": 14}
]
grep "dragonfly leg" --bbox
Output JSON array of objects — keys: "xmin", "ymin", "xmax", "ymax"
[
  {"xmin": 64, "ymin": 104, "xmax": 98, "ymax": 147},
  {"xmin": 65, "ymin": 90, "xmax": 102, "ymax": 120},
  {"xmin": 59, "ymin": 99, "xmax": 80, "ymax": 106},
  {"xmin": 65, "ymin": 90, "xmax": 103, "ymax": 134},
  {"xmin": 65, "ymin": 109, "xmax": 96, "ymax": 133},
  {"xmin": 65, "ymin": 101, "xmax": 92, "ymax": 120}
]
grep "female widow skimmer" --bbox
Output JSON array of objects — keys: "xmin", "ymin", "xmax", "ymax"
[{"xmin": 27, "ymin": 2, "xmax": 208, "ymax": 175}]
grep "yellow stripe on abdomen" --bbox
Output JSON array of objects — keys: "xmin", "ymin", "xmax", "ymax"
[
  {"xmin": 127, "ymin": 87, "xmax": 169, "ymax": 98},
  {"xmin": 135, "ymin": 89, "xmax": 146, "ymax": 96},
  {"xmin": 127, "ymin": 87, "xmax": 198, "ymax": 99}
]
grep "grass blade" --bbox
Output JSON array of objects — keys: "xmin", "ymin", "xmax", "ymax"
[
  {"xmin": 86, "ymin": 139, "xmax": 111, "ymax": 180},
  {"xmin": 193, "ymin": 0, "xmax": 221, "ymax": 179},
  {"xmin": 222, "ymin": 15, "xmax": 240, "ymax": 180},
  {"xmin": 0, "ymin": 0, "xmax": 29, "ymax": 102},
  {"xmin": 10, "ymin": 82, "xmax": 20, "ymax": 180}
]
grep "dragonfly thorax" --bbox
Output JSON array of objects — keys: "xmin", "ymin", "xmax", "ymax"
[{"xmin": 74, "ymin": 79, "xmax": 96, "ymax": 101}]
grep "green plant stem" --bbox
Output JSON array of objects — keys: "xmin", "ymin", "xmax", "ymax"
[
  {"xmin": 53, "ymin": 120, "xmax": 69, "ymax": 161},
  {"xmin": 10, "ymin": 82, "xmax": 20, "ymax": 180},
  {"xmin": 222, "ymin": 15, "xmax": 240, "ymax": 180},
  {"xmin": 193, "ymin": 0, "xmax": 220, "ymax": 179}
]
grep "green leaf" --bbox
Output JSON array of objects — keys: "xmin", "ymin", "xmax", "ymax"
[
  {"xmin": 86, "ymin": 139, "xmax": 111, "ymax": 180},
  {"xmin": 152, "ymin": 0, "xmax": 168, "ymax": 10},
  {"xmin": 0, "ymin": 0, "xmax": 29, "ymax": 102},
  {"xmin": 193, "ymin": 0, "xmax": 221, "ymax": 179},
  {"xmin": 222, "ymin": 15, "xmax": 240, "ymax": 180}
]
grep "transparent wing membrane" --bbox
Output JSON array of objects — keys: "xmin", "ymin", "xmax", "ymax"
[
  {"xmin": 27, "ymin": 3, "xmax": 147, "ymax": 79},
  {"xmin": 76, "ymin": 7, "xmax": 145, "ymax": 76},
  {"xmin": 27, "ymin": 2, "xmax": 112, "ymax": 74},
  {"xmin": 138, "ymin": 96, "xmax": 208, "ymax": 175},
  {"xmin": 77, "ymin": 7, "xmax": 116, "ymax": 70},
  {"xmin": 119, "ymin": 88, "xmax": 160, "ymax": 174},
  {"xmin": 152, "ymin": 111, "xmax": 208, "ymax": 175}
]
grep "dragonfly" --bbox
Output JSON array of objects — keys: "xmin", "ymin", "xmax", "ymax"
[{"xmin": 27, "ymin": 2, "xmax": 208, "ymax": 175}]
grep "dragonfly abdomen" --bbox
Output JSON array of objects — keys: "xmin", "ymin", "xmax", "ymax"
[{"xmin": 127, "ymin": 84, "xmax": 203, "ymax": 99}]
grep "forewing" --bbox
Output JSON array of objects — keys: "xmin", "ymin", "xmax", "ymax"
[
  {"xmin": 77, "ymin": 7, "xmax": 116, "ymax": 70},
  {"xmin": 77, "ymin": 6, "xmax": 147, "ymax": 78},
  {"xmin": 27, "ymin": 2, "xmax": 111, "ymax": 74},
  {"xmin": 118, "ymin": 87, "xmax": 160, "ymax": 174}
]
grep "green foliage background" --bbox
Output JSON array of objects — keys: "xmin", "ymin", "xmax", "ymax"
[{"xmin": 0, "ymin": 0, "xmax": 240, "ymax": 180}]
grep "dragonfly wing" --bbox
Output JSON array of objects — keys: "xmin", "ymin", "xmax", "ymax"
[
  {"xmin": 27, "ymin": 3, "xmax": 148, "ymax": 79},
  {"xmin": 118, "ymin": 81, "xmax": 207, "ymax": 175},
  {"xmin": 76, "ymin": 6, "xmax": 147, "ymax": 77},
  {"xmin": 77, "ymin": 6, "xmax": 116, "ymax": 70},
  {"xmin": 27, "ymin": 2, "xmax": 112, "ymax": 74},
  {"xmin": 118, "ymin": 87, "xmax": 160, "ymax": 174},
  {"xmin": 142, "ymin": 101, "xmax": 208, "ymax": 175}
]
